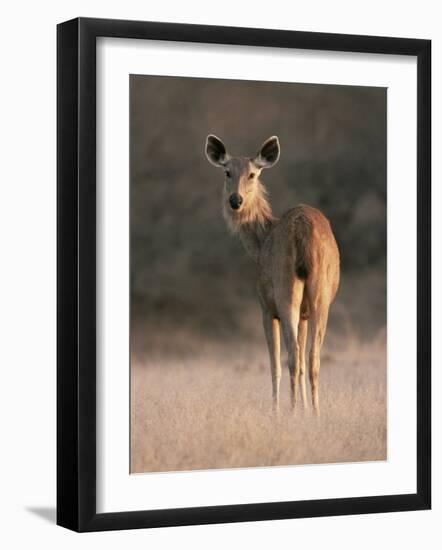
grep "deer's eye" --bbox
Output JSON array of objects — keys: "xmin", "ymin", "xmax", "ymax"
[
  {"xmin": 225, "ymin": 170, "xmax": 231, "ymax": 178},
  {"xmin": 249, "ymin": 173, "xmax": 255, "ymax": 179}
]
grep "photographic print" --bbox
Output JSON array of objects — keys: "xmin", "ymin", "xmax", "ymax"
[{"xmin": 130, "ymin": 75, "xmax": 387, "ymax": 474}]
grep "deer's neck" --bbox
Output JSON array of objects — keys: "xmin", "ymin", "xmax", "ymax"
[
  {"xmin": 224, "ymin": 181, "xmax": 277, "ymax": 263},
  {"xmin": 237, "ymin": 218, "xmax": 275, "ymax": 262}
]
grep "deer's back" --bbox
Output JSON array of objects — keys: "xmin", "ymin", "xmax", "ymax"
[{"xmin": 258, "ymin": 204, "xmax": 340, "ymax": 314}]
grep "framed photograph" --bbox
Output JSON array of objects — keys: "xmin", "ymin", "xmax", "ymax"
[{"xmin": 57, "ymin": 17, "xmax": 431, "ymax": 532}]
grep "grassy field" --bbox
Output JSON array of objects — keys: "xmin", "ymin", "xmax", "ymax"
[{"xmin": 130, "ymin": 325, "xmax": 386, "ymax": 473}]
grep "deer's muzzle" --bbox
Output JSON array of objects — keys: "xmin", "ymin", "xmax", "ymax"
[{"xmin": 229, "ymin": 193, "xmax": 243, "ymax": 210}]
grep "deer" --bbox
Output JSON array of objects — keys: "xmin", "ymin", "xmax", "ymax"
[{"xmin": 205, "ymin": 135, "xmax": 340, "ymax": 416}]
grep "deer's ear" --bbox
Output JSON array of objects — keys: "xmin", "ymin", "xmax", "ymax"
[
  {"xmin": 254, "ymin": 136, "xmax": 280, "ymax": 169},
  {"xmin": 205, "ymin": 135, "xmax": 229, "ymax": 167}
]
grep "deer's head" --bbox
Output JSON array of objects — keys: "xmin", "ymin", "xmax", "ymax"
[{"xmin": 205, "ymin": 135, "xmax": 280, "ymax": 215}]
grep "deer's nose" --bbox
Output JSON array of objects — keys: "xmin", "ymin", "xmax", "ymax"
[{"xmin": 229, "ymin": 193, "xmax": 243, "ymax": 210}]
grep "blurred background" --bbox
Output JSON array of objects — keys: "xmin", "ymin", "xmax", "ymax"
[{"xmin": 130, "ymin": 75, "xmax": 386, "ymax": 351}]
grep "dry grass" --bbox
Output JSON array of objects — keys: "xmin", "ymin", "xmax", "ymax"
[{"xmin": 130, "ymin": 331, "xmax": 386, "ymax": 473}]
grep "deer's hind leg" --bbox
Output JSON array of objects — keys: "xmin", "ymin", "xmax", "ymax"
[
  {"xmin": 308, "ymin": 301, "xmax": 329, "ymax": 417},
  {"xmin": 298, "ymin": 318, "xmax": 308, "ymax": 410},
  {"xmin": 278, "ymin": 279, "xmax": 304, "ymax": 413},
  {"xmin": 262, "ymin": 311, "xmax": 281, "ymax": 413}
]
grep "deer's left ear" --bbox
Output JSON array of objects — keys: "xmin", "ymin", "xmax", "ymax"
[
  {"xmin": 205, "ymin": 134, "xmax": 229, "ymax": 167},
  {"xmin": 253, "ymin": 136, "xmax": 280, "ymax": 169}
]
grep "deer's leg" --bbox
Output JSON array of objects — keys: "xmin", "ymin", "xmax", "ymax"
[
  {"xmin": 279, "ymin": 281, "xmax": 304, "ymax": 413},
  {"xmin": 262, "ymin": 312, "xmax": 281, "ymax": 413},
  {"xmin": 282, "ymin": 316, "xmax": 300, "ymax": 412},
  {"xmin": 309, "ymin": 303, "xmax": 329, "ymax": 417},
  {"xmin": 298, "ymin": 318, "xmax": 308, "ymax": 410}
]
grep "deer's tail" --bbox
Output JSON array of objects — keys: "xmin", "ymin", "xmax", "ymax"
[
  {"xmin": 293, "ymin": 214, "xmax": 311, "ymax": 321},
  {"xmin": 293, "ymin": 215, "xmax": 311, "ymax": 281}
]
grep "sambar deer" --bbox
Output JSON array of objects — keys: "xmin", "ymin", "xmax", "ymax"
[{"xmin": 205, "ymin": 135, "xmax": 340, "ymax": 416}]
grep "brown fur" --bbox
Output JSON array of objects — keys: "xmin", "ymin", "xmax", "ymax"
[{"xmin": 205, "ymin": 135, "xmax": 340, "ymax": 415}]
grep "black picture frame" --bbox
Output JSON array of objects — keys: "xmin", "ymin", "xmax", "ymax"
[{"xmin": 57, "ymin": 17, "xmax": 431, "ymax": 532}]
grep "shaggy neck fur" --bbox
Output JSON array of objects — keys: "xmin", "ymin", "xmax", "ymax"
[{"xmin": 223, "ymin": 180, "xmax": 277, "ymax": 263}]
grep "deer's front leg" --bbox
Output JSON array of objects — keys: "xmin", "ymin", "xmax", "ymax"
[{"xmin": 262, "ymin": 311, "xmax": 281, "ymax": 413}]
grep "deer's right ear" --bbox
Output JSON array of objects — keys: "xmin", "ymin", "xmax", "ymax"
[
  {"xmin": 254, "ymin": 136, "xmax": 280, "ymax": 169},
  {"xmin": 205, "ymin": 135, "xmax": 229, "ymax": 167}
]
